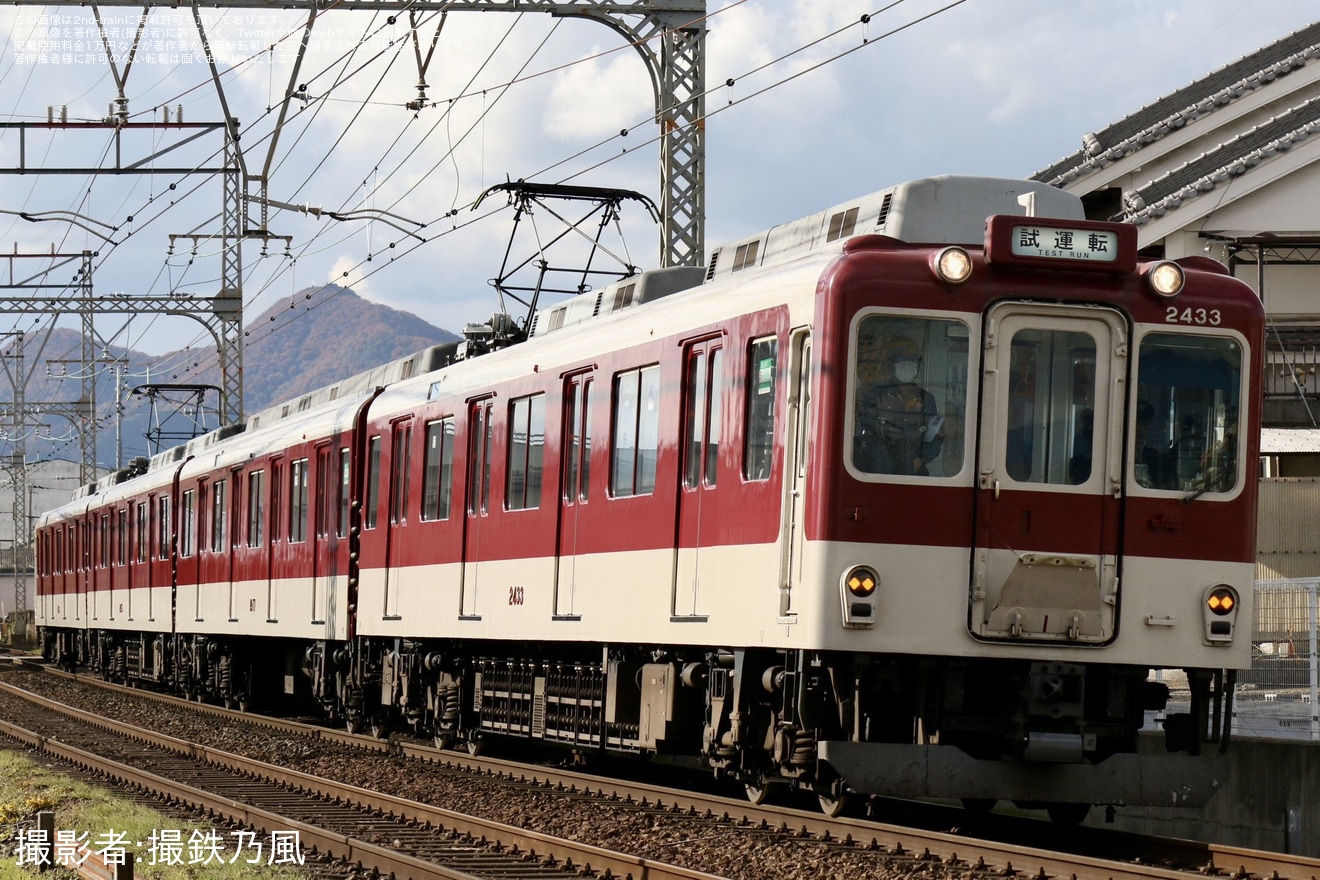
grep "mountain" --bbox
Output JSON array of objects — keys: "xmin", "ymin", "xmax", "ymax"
[
  {"xmin": 0, "ymin": 286, "xmax": 459, "ymax": 469},
  {"xmin": 232, "ymin": 285, "xmax": 460, "ymax": 411}
]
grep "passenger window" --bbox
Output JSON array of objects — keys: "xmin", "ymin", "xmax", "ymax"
[
  {"xmin": 180, "ymin": 490, "xmax": 196, "ymax": 558},
  {"xmin": 289, "ymin": 460, "xmax": 309, "ymax": 542},
  {"xmin": 744, "ymin": 337, "xmax": 778, "ymax": 481},
  {"xmin": 422, "ymin": 419, "xmax": 456, "ymax": 521},
  {"xmin": 507, "ymin": 395, "xmax": 546, "ymax": 510},
  {"xmin": 247, "ymin": 470, "xmax": 265, "ymax": 547},
  {"xmin": 365, "ymin": 438, "xmax": 381, "ymax": 529},
  {"xmin": 611, "ymin": 365, "xmax": 660, "ymax": 497}
]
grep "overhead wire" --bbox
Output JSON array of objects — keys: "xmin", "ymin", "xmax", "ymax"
[
  {"xmin": 22, "ymin": 0, "xmax": 955, "ymax": 463},
  {"xmin": 181, "ymin": 1, "xmax": 951, "ymax": 364}
]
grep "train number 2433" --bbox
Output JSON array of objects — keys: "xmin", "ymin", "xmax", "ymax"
[
  {"xmin": 509, "ymin": 585, "xmax": 525, "ymax": 606},
  {"xmin": 1166, "ymin": 306, "xmax": 1221, "ymax": 325}
]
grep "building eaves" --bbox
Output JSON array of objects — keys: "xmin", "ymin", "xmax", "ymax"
[
  {"xmin": 1033, "ymin": 21, "xmax": 1320, "ymax": 187},
  {"xmin": 1118, "ymin": 95, "xmax": 1320, "ymax": 226}
]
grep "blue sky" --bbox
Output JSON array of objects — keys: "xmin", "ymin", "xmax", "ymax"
[{"xmin": 0, "ymin": 0, "xmax": 1317, "ymax": 362}]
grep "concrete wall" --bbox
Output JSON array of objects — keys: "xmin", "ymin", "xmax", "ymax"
[{"xmin": 1103, "ymin": 736, "xmax": 1315, "ymax": 855}]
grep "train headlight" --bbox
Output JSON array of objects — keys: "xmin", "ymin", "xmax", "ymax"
[
  {"xmin": 1146, "ymin": 260, "xmax": 1185, "ymax": 297},
  {"xmin": 1201, "ymin": 584, "xmax": 1239, "ymax": 645},
  {"xmin": 932, "ymin": 247, "xmax": 973, "ymax": 285},
  {"xmin": 839, "ymin": 565, "xmax": 879, "ymax": 628}
]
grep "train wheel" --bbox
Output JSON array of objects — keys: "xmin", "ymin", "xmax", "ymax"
[
  {"xmin": 961, "ymin": 798, "xmax": 997, "ymax": 814},
  {"xmin": 1045, "ymin": 803, "xmax": 1090, "ymax": 824},
  {"xmin": 466, "ymin": 734, "xmax": 483, "ymax": 756},
  {"xmin": 433, "ymin": 732, "xmax": 455, "ymax": 751},
  {"xmin": 816, "ymin": 792, "xmax": 852, "ymax": 818},
  {"xmin": 346, "ymin": 717, "xmax": 362, "ymax": 735},
  {"xmin": 370, "ymin": 718, "xmax": 389, "ymax": 740},
  {"xmin": 743, "ymin": 777, "xmax": 778, "ymax": 805}
]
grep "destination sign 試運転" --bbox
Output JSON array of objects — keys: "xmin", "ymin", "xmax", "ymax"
[{"xmin": 1011, "ymin": 225, "xmax": 1119, "ymax": 262}]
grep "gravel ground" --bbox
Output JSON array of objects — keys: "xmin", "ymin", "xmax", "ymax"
[{"xmin": 0, "ymin": 666, "xmax": 978, "ymax": 880}]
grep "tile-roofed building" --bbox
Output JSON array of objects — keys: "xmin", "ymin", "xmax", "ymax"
[{"xmin": 1033, "ymin": 20, "xmax": 1320, "ymax": 427}]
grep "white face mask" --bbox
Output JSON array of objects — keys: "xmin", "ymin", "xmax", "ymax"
[{"xmin": 894, "ymin": 360, "xmax": 919, "ymax": 384}]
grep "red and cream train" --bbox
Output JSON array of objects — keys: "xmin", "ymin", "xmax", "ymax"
[{"xmin": 36, "ymin": 176, "xmax": 1262, "ymax": 819}]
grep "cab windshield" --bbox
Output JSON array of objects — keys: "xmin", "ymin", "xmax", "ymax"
[
  {"xmin": 1132, "ymin": 333, "xmax": 1242, "ymax": 494},
  {"xmin": 851, "ymin": 314, "xmax": 968, "ymax": 478}
]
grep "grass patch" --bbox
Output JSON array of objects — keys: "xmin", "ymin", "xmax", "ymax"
[{"xmin": 0, "ymin": 749, "xmax": 304, "ymax": 878}]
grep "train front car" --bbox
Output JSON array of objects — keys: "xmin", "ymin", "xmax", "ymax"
[{"xmin": 782, "ymin": 177, "xmax": 1261, "ymax": 819}]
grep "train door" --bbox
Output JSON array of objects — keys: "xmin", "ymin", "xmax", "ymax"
[
  {"xmin": 266, "ymin": 461, "xmax": 281, "ymax": 622},
  {"xmin": 971, "ymin": 303, "xmax": 1125, "ymax": 643},
  {"xmin": 227, "ymin": 472, "xmax": 241, "ymax": 621},
  {"xmin": 384, "ymin": 420, "xmax": 412, "ymax": 618},
  {"xmin": 461, "ymin": 399, "xmax": 494, "ymax": 618},
  {"xmin": 674, "ymin": 338, "xmax": 723, "ymax": 618},
  {"xmin": 132, "ymin": 500, "xmax": 148, "ymax": 620},
  {"xmin": 100, "ymin": 512, "xmax": 112, "ymax": 621},
  {"xmin": 777, "ymin": 331, "xmax": 810, "ymax": 617},
  {"xmin": 555, "ymin": 374, "xmax": 591, "ymax": 617},
  {"xmin": 311, "ymin": 446, "xmax": 332, "ymax": 623},
  {"xmin": 122, "ymin": 506, "xmax": 133, "ymax": 619}
]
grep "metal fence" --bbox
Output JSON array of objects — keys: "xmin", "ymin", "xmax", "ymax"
[{"xmin": 1227, "ymin": 578, "xmax": 1320, "ymax": 740}]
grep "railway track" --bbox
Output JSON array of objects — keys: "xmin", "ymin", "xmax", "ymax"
[
  {"xmin": 4, "ymin": 660, "xmax": 1319, "ymax": 880},
  {"xmin": 0, "ymin": 678, "xmax": 723, "ymax": 880}
]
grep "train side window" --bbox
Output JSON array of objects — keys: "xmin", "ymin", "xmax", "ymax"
[
  {"xmin": 136, "ymin": 502, "xmax": 147, "ymax": 563},
  {"xmin": 744, "ymin": 337, "xmax": 778, "ymax": 481},
  {"xmin": 507, "ymin": 395, "xmax": 546, "ymax": 511},
  {"xmin": 247, "ymin": 470, "xmax": 265, "ymax": 547},
  {"xmin": 117, "ymin": 509, "xmax": 128, "ymax": 566},
  {"xmin": 290, "ymin": 459, "xmax": 309, "ymax": 542},
  {"xmin": 390, "ymin": 425, "xmax": 412, "ymax": 525},
  {"xmin": 211, "ymin": 480, "xmax": 227, "ymax": 552},
  {"xmin": 422, "ymin": 418, "xmax": 456, "ymax": 521},
  {"xmin": 316, "ymin": 449, "xmax": 331, "ymax": 539},
  {"xmin": 611, "ymin": 365, "xmax": 660, "ymax": 497},
  {"xmin": 180, "ymin": 489, "xmax": 196, "ymax": 558},
  {"xmin": 684, "ymin": 346, "xmax": 723, "ymax": 488},
  {"xmin": 338, "ymin": 449, "xmax": 350, "ymax": 536},
  {"xmin": 563, "ymin": 378, "xmax": 592, "ymax": 504},
  {"xmin": 158, "ymin": 497, "xmax": 170, "ymax": 559},
  {"xmin": 99, "ymin": 514, "xmax": 109, "ymax": 568},
  {"xmin": 366, "ymin": 437, "xmax": 382, "ymax": 529},
  {"xmin": 270, "ymin": 463, "xmax": 283, "ymax": 542}
]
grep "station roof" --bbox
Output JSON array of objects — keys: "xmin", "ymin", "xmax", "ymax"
[{"xmin": 1032, "ymin": 22, "xmax": 1320, "ymax": 242}]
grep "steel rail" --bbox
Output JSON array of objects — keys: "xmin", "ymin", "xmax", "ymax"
[
  {"xmin": 15, "ymin": 662, "xmax": 1320, "ymax": 880},
  {"xmin": 0, "ymin": 679, "xmax": 726, "ymax": 880}
]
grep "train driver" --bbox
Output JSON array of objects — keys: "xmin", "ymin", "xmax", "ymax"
[{"xmin": 854, "ymin": 335, "xmax": 945, "ymax": 476}]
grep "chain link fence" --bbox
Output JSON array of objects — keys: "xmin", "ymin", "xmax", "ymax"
[{"xmin": 1230, "ymin": 578, "xmax": 1320, "ymax": 740}]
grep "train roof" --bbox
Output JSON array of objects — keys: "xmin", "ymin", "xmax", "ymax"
[
  {"xmin": 527, "ymin": 176, "xmax": 1085, "ymax": 343},
  {"xmin": 703, "ymin": 175, "xmax": 1084, "ymax": 284}
]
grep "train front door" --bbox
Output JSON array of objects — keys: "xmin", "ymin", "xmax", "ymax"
[
  {"xmin": 674, "ymin": 339, "xmax": 723, "ymax": 618},
  {"xmin": 971, "ymin": 303, "xmax": 1125, "ymax": 644}
]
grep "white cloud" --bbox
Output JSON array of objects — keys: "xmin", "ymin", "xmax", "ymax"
[{"xmin": 329, "ymin": 253, "xmax": 375, "ymax": 302}]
